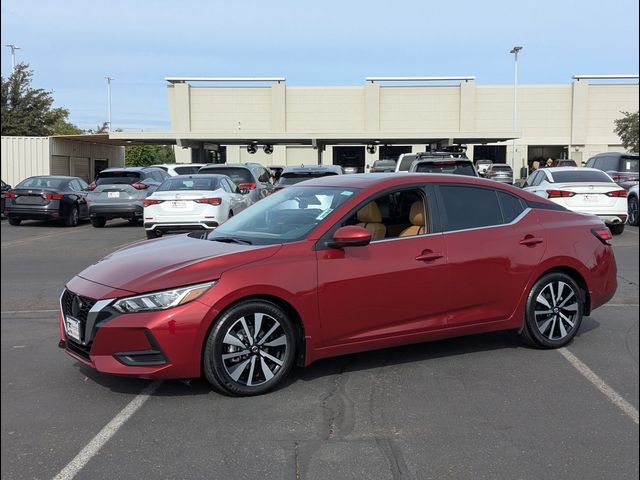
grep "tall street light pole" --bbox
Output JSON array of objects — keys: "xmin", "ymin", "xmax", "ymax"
[
  {"xmin": 510, "ymin": 46, "xmax": 523, "ymax": 171},
  {"xmin": 5, "ymin": 44, "xmax": 20, "ymax": 72},
  {"xmin": 105, "ymin": 76, "xmax": 114, "ymax": 132}
]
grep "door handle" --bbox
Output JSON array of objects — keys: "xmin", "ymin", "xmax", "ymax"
[
  {"xmin": 520, "ymin": 236, "xmax": 544, "ymax": 246},
  {"xmin": 415, "ymin": 252, "xmax": 444, "ymax": 262}
]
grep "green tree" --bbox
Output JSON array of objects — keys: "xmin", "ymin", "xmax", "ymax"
[
  {"xmin": 614, "ymin": 111, "xmax": 639, "ymax": 153},
  {"xmin": 1, "ymin": 63, "xmax": 80, "ymax": 136},
  {"xmin": 51, "ymin": 118, "xmax": 83, "ymax": 135},
  {"xmin": 125, "ymin": 144, "xmax": 175, "ymax": 167}
]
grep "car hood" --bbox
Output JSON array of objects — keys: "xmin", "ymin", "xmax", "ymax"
[{"xmin": 78, "ymin": 234, "xmax": 281, "ymax": 294}]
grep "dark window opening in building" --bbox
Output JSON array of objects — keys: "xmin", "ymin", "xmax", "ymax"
[
  {"xmin": 473, "ymin": 145, "xmax": 506, "ymax": 163},
  {"xmin": 94, "ymin": 159, "xmax": 109, "ymax": 179},
  {"xmin": 379, "ymin": 145, "xmax": 412, "ymax": 161},
  {"xmin": 528, "ymin": 145, "xmax": 567, "ymax": 171},
  {"xmin": 208, "ymin": 146, "xmax": 227, "ymax": 164},
  {"xmin": 333, "ymin": 146, "xmax": 365, "ymax": 173}
]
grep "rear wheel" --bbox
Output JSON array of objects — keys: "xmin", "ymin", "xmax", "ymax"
[
  {"xmin": 128, "ymin": 217, "xmax": 140, "ymax": 224},
  {"xmin": 8, "ymin": 217, "xmax": 21, "ymax": 226},
  {"xmin": 609, "ymin": 223, "xmax": 625, "ymax": 235},
  {"xmin": 519, "ymin": 272, "xmax": 583, "ymax": 348},
  {"xmin": 64, "ymin": 205, "xmax": 79, "ymax": 227},
  {"xmin": 145, "ymin": 230, "xmax": 161, "ymax": 239},
  {"xmin": 203, "ymin": 300, "xmax": 296, "ymax": 396},
  {"xmin": 628, "ymin": 196, "xmax": 639, "ymax": 226},
  {"xmin": 90, "ymin": 217, "xmax": 107, "ymax": 228}
]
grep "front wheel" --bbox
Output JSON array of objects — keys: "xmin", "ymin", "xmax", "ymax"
[
  {"xmin": 519, "ymin": 272, "xmax": 583, "ymax": 348},
  {"xmin": 203, "ymin": 300, "xmax": 296, "ymax": 396},
  {"xmin": 609, "ymin": 223, "xmax": 625, "ymax": 235},
  {"xmin": 627, "ymin": 196, "xmax": 638, "ymax": 226},
  {"xmin": 8, "ymin": 217, "xmax": 22, "ymax": 226}
]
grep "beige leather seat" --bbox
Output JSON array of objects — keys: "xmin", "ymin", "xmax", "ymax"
[
  {"xmin": 357, "ymin": 202, "xmax": 386, "ymax": 240},
  {"xmin": 400, "ymin": 201, "xmax": 426, "ymax": 237}
]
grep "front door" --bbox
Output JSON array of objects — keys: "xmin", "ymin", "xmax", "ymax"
[{"xmin": 316, "ymin": 188, "xmax": 450, "ymax": 346}]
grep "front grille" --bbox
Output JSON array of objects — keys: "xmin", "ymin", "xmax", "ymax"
[{"xmin": 61, "ymin": 289, "xmax": 97, "ymax": 355}]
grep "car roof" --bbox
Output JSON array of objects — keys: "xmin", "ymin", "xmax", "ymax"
[
  {"xmin": 100, "ymin": 167, "xmax": 158, "ymax": 173},
  {"xmin": 22, "ymin": 175, "xmax": 75, "ymax": 180},
  {"xmin": 169, "ymin": 174, "xmax": 228, "ymax": 179},
  {"xmin": 592, "ymin": 152, "xmax": 639, "ymax": 158},
  {"xmin": 488, "ymin": 163, "xmax": 511, "ymax": 167},
  {"xmin": 543, "ymin": 167, "xmax": 602, "ymax": 172},
  {"xmin": 152, "ymin": 163, "xmax": 208, "ymax": 167},
  {"xmin": 200, "ymin": 163, "xmax": 261, "ymax": 169},
  {"xmin": 281, "ymin": 165, "xmax": 343, "ymax": 174}
]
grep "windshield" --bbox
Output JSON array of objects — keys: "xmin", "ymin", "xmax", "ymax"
[
  {"xmin": 174, "ymin": 166, "xmax": 203, "ymax": 175},
  {"xmin": 96, "ymin": 171, "xmax": 141, "ymax": 185},
  {"xmin": 398, "ymin": 155, "xmax": 418, "ymax": 171},
  {"xmin": 17, "ymin": 177, "xmax": 65, "ymax": 189},
  {"xmin": 414, "ymin": 161, "xmax": 476, "ymax": 176},
  {"xmin": 157, "ymin": 177, "xmax": 221, "ymax": 191},
  {"xmin": 490, "ymin": 165, "xmax": 513, "ymax": 172},
  {"xmin": 276, "ymin": 172, "xmax": 339, "ymax": 186},
  {"xmin": 198, "ymin": 167, "xmax": 252, "ymax": 185},
  {"xmin": 551, "ymin": 170, "xmax": 614, "ymax": 183},
  {"xmin": 204, "ymin": 186, "xmax": 358, "ymax": 245},
  {"xmin": 373, "ymin": 160, "xmax": 396, "ymax": 168}
]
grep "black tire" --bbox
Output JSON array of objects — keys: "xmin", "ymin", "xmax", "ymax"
[
  {"xmin": 519, "ymin": 272, "xmax": 583, "ymax": 349},
  {"xmin": 64, "ymin": 205, "xmax": 79, "ymax": 227},
  {"xmin": 609, "ymin": 223, "xmax": 625, "ymax": 235},
  {"xmin": 627, "ymin": 196, "xmax": 639, "ymax": 226},
  {"xmin": 90, "ymin": 217, "xmax": 107, "ymax": 228},
  {"xmin": 203, "ymin": 300, "xmax": 296, "ymax": 396},
  {"xmin": 8, "ymin": 217, "xmax": 21, "ymax": 226},
  {"xmin": 128, "ymin": 217, "xmax": 140, "ymax": 224},
  {"xmin": 145, "ymin": 230, "xmax": 161, "ymax": 239}
]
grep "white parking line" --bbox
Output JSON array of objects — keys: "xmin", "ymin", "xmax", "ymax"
[
  {"xmin": 1, "ymin": 225, "xmax": 90, "ymax": 248},
  {"xmin": 52, "ymin": 381, "xmax": 162, "ymax": 480},
  {"xmin": 559, "ymin": 348, "xmax": 639, "ymax": 425},
  {"xmin": 1, "ymin": 309, "xmax": 58, "ymax": 314}
]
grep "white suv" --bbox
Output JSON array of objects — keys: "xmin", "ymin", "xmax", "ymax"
[{"xmin": 151, "ymin": 163, "xmax": 209, "ymax": 176}]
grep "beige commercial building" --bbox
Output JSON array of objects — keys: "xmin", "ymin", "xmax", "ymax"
[
  {"xmin": 112, "ymin": 75, "xmax": 638, "ymax": 176},
  {"xmin": 1, "ymin": 135, "xmax": 124, "ymax": 187}
]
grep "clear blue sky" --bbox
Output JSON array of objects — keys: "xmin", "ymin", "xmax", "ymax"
[{"xmin": 1, "ymin": 0, "xmax": 638, "ymax": 131}]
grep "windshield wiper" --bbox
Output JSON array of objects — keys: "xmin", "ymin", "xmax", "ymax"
[{"xmin": 210, "ymin": 236, "xmax": 252, "ymax": 245}]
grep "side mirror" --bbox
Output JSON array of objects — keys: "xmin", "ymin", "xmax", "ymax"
[{"xmin": 328, "ymin": 226, "xmax": 372, "ymax": 248}]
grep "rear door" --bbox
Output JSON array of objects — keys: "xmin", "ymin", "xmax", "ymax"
[{"xmin": 436, "ymin": 184, "xmax": 545, "ymax": 327}]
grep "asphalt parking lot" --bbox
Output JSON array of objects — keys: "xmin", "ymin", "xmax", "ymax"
[{"xmin": 1, "ymin": 219, "xmax": 638, "ymax": 480}]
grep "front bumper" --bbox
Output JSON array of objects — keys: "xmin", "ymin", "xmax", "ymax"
[{"xmin": 58, "ymin": 276, "xmax": 215, "ymax": 379}]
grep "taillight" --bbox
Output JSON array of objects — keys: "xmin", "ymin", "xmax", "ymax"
[
  {"xmin": 86, "ymin": 182, "xmax": 96, "ymax": 191},
  {"xmin": 606, "ymin": 190, "xmax": 628, "ymax": 198},
  {"xmin": 238, "ymin": 182, "xmax": 257, "ymax": 191},
  {"xmin": 132, "ymin": 182, "xmax": 149, "ymax": 190},
  {"xmin": 143, "ymin": 199, "xmax": 163, "ymax": 206},
  {"xmin": 42, "ymin": 192, "xmax": 64, "ymax": 200},
  {"xmin": 195, "ymin": 197, "xmax": 222, "ymax": 206},
  {"xmin": 591, "ymin": 227, "xmax": 613, "ymax": 245},
  {"xmin": 546, "ymin": 190, "xmax": 576, "ymax": 198},
  {"xmin": 5, "ymin": 192, "xmax": 17, "ymax": 199}
]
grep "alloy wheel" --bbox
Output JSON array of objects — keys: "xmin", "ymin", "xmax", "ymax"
[
  {"xmin": 221, "ymin": 312, "xmax": 288, "ymax": 387},
  {"xmin": 629, "ymin": 197, "xmax": 638, "ymax": 226},
  {"xmin": 534, "ymin": 280, "xmax": 579, "ymax": 341}
]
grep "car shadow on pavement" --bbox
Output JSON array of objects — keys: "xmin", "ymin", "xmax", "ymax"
[{"xmin": 72, "ymin": 318, "xmax": 600, "ymax": 398}]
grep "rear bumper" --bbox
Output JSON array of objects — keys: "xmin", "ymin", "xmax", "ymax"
[
  {"xmin": 144, "ymin": 221, "xmax": 218, "ymax": 232},
  {"xmin": 6, "ymin": 207, "xmax": 60, "ymax": 220},
  {"xmin": 89, "ymin": 204, "xmax": 143, "ymax": 219}
]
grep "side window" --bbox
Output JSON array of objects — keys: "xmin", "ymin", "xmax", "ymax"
[
  {"xmin": 498, "ymin": 191, "xmax": 526, "ymax": 223},
  {"xmin": 602, "ymin": 156, "xmax": 619, "ymax": 172},
  {"xmin": 585, "ymin": 158, "xmax": 595, "ymax": 168},
  {"xmin": 341, "ymin": 188, "xmax": 429, "ymax": 241},
  {"xmin": 532, "ymin": 171, "xmax": 546, "ymax": 186},
  {"xmin": 592, "ymin": 157, "xmax": 603, "ymax": 169},
  {"xmin": 525, "ymin": 171, "xmax": 538, "ymax": 187},
  {"xmin": 78, "ymin": 179, "xmax": 89, "ymax": 190},
  {"xmin": 439, "ymin": 185, "xmax": 502, "ymax": 232},
  {"xmin": 258, "ymin": 168, "xmax": 271, "ymax": 183},
  {"xmin": 68, "ymin": 180, "xmax": 81, "ymax": 191},
  {"xmin": 221, "ymin": 179, "xmax": 232, "ymax": 193}
]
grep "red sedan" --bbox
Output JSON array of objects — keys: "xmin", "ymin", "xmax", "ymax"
[{"xmin": 59, "ymin": 174, "xmax": 617, "ymax": 396}]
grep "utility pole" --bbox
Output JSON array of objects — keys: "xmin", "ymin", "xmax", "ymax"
[
  {"xmin": 510, "ymin": 46, "xmax": 523, "ymax": 170},
  {"xmin": 105, "ymin": 76, "xmax": 114, "ymax": 132},
  {"xmin": 5, "ymin": 44, "xmax": 20, "ymax": 72}
]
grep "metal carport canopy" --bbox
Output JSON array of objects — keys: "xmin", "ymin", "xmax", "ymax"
[{"xmin": 108, "ymin": 131, "xmax": 521, "ymax": 147}]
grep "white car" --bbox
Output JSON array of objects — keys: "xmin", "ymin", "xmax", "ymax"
[
  {"xmin": 143, "ymin": 174, "xmax": 251, "ymax": 239},
  {"xmin": 151, "ymin": 163, "xmax": 209, "ymax": 176},
  {"xmin": 523, "ymin": 167, "xmax": 628, "ymax": 234}
]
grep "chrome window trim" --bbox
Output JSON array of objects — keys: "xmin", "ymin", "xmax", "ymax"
[{"xmin": 441, "ymin": 207, "xmax": 532, "ymax": 236}]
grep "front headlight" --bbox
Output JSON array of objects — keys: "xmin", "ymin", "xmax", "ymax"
[{"xmin": 112, "ymin": 281, "xmax": 216, "ymax": 313}]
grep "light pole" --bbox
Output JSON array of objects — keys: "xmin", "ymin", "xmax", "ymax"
[
  {"xmin": 5, "ymin": 44, "xmax": 20, "ymax": 72},
  {"xmin": 510, "ymin": 46, "xmax": 523, "ymax": 170},
  {"xmin": 105, "ymin": 76, "xmax": 113, "ymax": 132}
]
